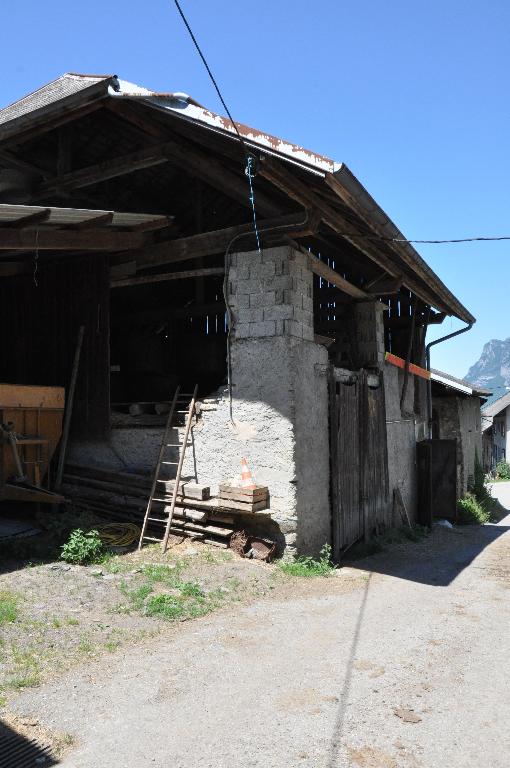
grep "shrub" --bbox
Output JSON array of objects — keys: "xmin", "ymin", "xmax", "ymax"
[
  {"xmin": 60, "ymin": 529, "xmax": 103, "ymax": 565},
  {"xmin": 495, "ymin": 460, "xmax": 510, "ymax": 480},
  {"xmin": 279, "ymin": 544, "xmax": 335, "ymax": 577},
  {"xmin": 457, "ymin": 492, "xmax": 490, "ymax": 524}
]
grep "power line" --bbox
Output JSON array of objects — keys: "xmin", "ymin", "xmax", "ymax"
[
  {"xmin": 345, "ymin": 234, "xmax": 510, "ymax": 245},
  {"xmin": 173, "ymin": 0, "xmax": 262, "ymax": 253}
]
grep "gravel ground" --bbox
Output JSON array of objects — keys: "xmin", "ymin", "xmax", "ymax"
[{"xmin": 6, "ymin": 493, "xmax": 510, "ymax": 768}]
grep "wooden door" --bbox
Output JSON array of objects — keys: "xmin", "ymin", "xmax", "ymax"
[{"xmin": 330, "ymin": 368, "xmax": 390, "ymax": 560}]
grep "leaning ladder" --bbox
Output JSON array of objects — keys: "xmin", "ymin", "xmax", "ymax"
[{"xmin": 138, "ymin": 384, "xmax": 198, "ymax": 552}]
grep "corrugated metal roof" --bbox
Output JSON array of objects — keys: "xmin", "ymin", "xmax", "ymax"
[
  {"xmin": 0, "ymin": 73, "xmax": 112, "ymax": 127},
  {"xmin": 430, "ymin": 368, "xmax": 491, "ymax": 397},
  {"xmin": 482, "ymin": 389, "xmax": 510, "ymax": 417},
  {"xmin": 0, "ymin": 203, "xmax": 171, "ymax": 229}
]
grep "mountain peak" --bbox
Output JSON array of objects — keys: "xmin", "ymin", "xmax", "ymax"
[{"xmin": 465, "ymin": 338, "xmax": 510, "ymax": 392}]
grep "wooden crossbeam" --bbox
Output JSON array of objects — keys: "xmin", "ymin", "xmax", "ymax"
[
  {"xmin": 308, "ymin": 253, "xmax": 367, "ymax": 299},
  {"xmin": 111, "ymin": 266, "xmax": 224, "ymax": 289},
  {"xmin": 116, "ymin": 211, "xmax": 314, "ymax": 270},
  {"xmin": 0, "ymin": 229, "xmax": 145, "ymax": 251}
]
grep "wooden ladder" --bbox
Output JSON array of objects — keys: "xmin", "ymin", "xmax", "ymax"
[{"xmin": 138, "ymin": 384, "xmax": 198, "ymax": 552}]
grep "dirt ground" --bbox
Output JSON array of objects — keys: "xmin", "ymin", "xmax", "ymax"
[{"xmin": 2, "ymin": 487, "xmax": 510, "ymax": 767}]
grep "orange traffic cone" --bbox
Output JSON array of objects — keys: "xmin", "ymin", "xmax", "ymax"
[{"xmin": 240, "ymin": 457, "xmax": 256, "ymax": 490}]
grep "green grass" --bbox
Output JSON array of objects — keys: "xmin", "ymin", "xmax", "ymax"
[
  {"xmin": 0, "ymin": 591, "xmax": 20, "ymax": 625},
  {"xmin": 279, "ymin": 544, "xmax": 335, "ymax": 577},
  {"xmin": 7, "ymin": 648, "xmax": 41, "ymax": 689}
]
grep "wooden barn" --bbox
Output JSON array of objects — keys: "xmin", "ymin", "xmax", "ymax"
[{"xmin": 0, "ymin": 73, "xmax": 475, "ymax": 557}]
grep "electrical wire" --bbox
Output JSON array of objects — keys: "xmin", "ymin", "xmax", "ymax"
[{"xmin": 338, "ymin": 233, "xmax": 510, "ymax": 245}]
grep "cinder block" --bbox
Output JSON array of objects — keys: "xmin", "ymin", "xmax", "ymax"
[
  {"xmin": 275, "ymin": 320, "xmax": 284, "ymax": 335},
  {"xmin": 261, "ymin": 245, "xmax": 291, "ymax": 263},
  {"xmin": 249, "ymin": 262, "xmax": 276, "ymax": 279},
  {"xmin": 250, "ymin": 291, "xmax": 276, "ymax": 308},
  {"xmin": 284, "ymin": 319, "xmax": 303, "ymax": 338},
  {"xmin": 267, "ymin": 275, "xmax": 293, "ymax": 291},
  {"xmin": 302, "ymin": 325, "xmax": 315, "ymax": 342},
  {"xmin": 236, "ymin": 307, "xmax": 264, "ymax": 323},
  {"xmin": 236, "ymin": 278, "xmax": 264, "ymax": 294},
  {"xmin": 283, "ymin": 289, "xmax": 303, "ymax": 308},
  {"xmin": 234, "ymin": 323, "xmax": 251, "ymax": 339},
  {"xmin": 237, "ymin": 251, "xmax": 263, "ymax": 268},
  {"xmin": 249, "ymin": 320, "xmax": 276, "ymax": 337},
  {"xmin": 302, "ymin": 295, "xmax": 314, "ymax": 312},
  {"xmin": 288, "ymin": 262, "xmax": 303, "ymax": 279},
  {"xmin": 234, "ymin": 293, "xmax": 250, "ymax": 309},
  {"xmin": 263, "ymin": 304, "xmax": 294, "ymax": 321},
  {"xmin": 294, "ymin": 307, "xmax": 313, "ymax": 327}
]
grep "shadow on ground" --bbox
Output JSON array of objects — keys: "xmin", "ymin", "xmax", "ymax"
[{"xmin": 0, "ymin": 719, "xmax": 58, "ymax": 767}]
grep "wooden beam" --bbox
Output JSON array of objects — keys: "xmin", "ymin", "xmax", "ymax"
[
  {"xmin": 0, "ymin": 228, "xmax": 145, "ymax": 251},
  {"xmin": 0, "ymin": 150, "xmax": 48, "ymax": 178},
  {"xmin": 366, "ymin": 276, "xmax": 402, "ymax": 295},
  {"xmin": 116, "ymin": 211, "xmax": 314, "ymax": 270},
  {"xmin": 259, "ymin": 157, "xmax": 452, "ymax": 315},
  {"xmin": 35, "ymin": 143, "xmax": 171, "ymax": 197},
  {"xmin": 104, "ymin": 100, "xmax": 281, "ymax": 216},
  {"xmin": 111, "ymin": 266, "xmax": 224, "ymax": 289},
  {"xmin": 0, "ymin": 96, "xmax": 106, "ymax": 146},
  {"xmin": 308, "ymin": 252, "xmax": 367, "ymax": 299},
  {"xmin": 4, "ymin": 209, "xmax": 51, "ymax": 229}
]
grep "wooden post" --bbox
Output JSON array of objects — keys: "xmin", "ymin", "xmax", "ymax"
[{"xmin": 54, "ymin": 326, "xmax": 85, "ymax": 493}]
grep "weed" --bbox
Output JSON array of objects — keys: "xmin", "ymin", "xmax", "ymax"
[
  {"xmin": 8, "ymin": 648, "xmax": 41, "ymax": 689},
  {"xmin": 61, "ymin": 529, "xmax": 103, "ymax": 565},
  {"xmin": 0, "ymin": 591, "xmax": 20, "ymax": 625},
  {"xmin": 51, "ymin": 617, "xmax": 62, "ymax": 628},
  {"xmin": 142, "ymin": 563, "xmax": 184, "ymax": 583},
  {"xmin": 117, "ymin": 581, "xmax": 153, "ymax": 612},
  {"xmin": 177, "ymin": 581, "xmax": 205, "ymax": 598},
  {"xmin": 495, "ymin": 459, "xmax": 510, "ymax": 480},
  {"xmin": 279, "ymin": 544, "xmax": 335, "ymax": 577},
  {"xmin": 0, "ymin": 694, "xmax": 6, "ymax": 708},
  {"xmin": 104, "ymin": 639, "xmax": 120, "ymax": 652},
  {"xmin": 66, "ymin": 617, "xmax": 79, "ymax": 626},
  {"xmin": 145, "ymin": 594, "xmax": 187, "ymax": 620},
  {"xmin": 457, "ymin": 492, "xmax": 490, "ymax": 524},
  {"xmin": 77, "ymin": 636, "xmax": 94, "ymax": 655}
]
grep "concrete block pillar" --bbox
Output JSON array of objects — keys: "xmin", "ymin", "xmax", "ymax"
[
  {"xmin": 354, "ymin": 299, "xmax": 386, "ymax": 368},
  {"xmin": 228, "ymin": 245, "xmax": 314, "ymax": 341}
]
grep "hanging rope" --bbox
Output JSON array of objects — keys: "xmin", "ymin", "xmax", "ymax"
[{"xmin": 33, "ymin": 227, "xmax": 39, "ymax": 287}]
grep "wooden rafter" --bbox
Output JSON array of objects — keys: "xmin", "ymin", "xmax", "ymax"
[{"xmin": 111, "ymin": 266, "xmax": 224, "ymax": 289}]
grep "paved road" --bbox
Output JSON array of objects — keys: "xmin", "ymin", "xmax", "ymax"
[{"xmin": 12, "ymin": 496, "xmax": 510, "ymax": 768}]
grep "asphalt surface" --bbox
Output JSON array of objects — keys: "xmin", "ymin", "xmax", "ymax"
[{"xmin": 11, "ymin": 485, "xmax": 510, "ymax": 768}]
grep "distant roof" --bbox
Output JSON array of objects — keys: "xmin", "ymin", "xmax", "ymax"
[
  {"xmin": 430, "ymin": 368, "xmax": 491, "ymax": 398},
  {"xmin": 482, "ymin": 389, "xmax": 510, "ymax": 417},
  {"xmin": 0, "ymin": 73, "xmax": 476, "ymax": 324}
]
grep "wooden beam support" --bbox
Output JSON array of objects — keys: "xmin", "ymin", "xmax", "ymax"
[
  {"xmin": 4, "ymin": 209, "xmax": 51, "ymax": 229},
  {"xmin": 259, "ymin": 157, "xmax": 452, "ymax": 315},
  {"xmin": 111, "ymin": 266, "xmax": 224, "ymax": 289},
  {"xmin": 73, "ymin": 212, "xmax": 114, "ymax": 229},
  {"xmin": 308, "ymin": 252, "xmax": 367, "ymax": 299},
  {"xmin": 0, "ymin": 228, "xmax": 145, "ymax": 251},
  {"xmin": 366, "ymin": 276, "xmax": 403, "ymax": 296},
  {"xmin": 116, "ymin": 211, "xmax": 314, "ymax": 271}
]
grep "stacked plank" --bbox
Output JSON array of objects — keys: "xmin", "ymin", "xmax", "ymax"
[
  {"xmin": 217, "ymin": 483, "xmax": 270, "ymax": 513},
  {"xmin": 62, "ymin": 465, "xmax": 236, "ymax": 548}
]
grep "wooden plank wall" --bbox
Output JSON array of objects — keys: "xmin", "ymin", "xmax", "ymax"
[{"xmin": 0, "ymin": 254, "xmax": 110, "ymax": 439}]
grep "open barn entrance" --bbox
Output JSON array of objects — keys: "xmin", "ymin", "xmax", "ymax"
[{"xmin": 109, "ymin": 268, "xmax": 227, "ymax": 426}]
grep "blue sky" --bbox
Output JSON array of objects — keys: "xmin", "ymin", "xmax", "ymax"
[{"xmin": 2, "ymin": 0, "xmax": 509, "ymax": 378}]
